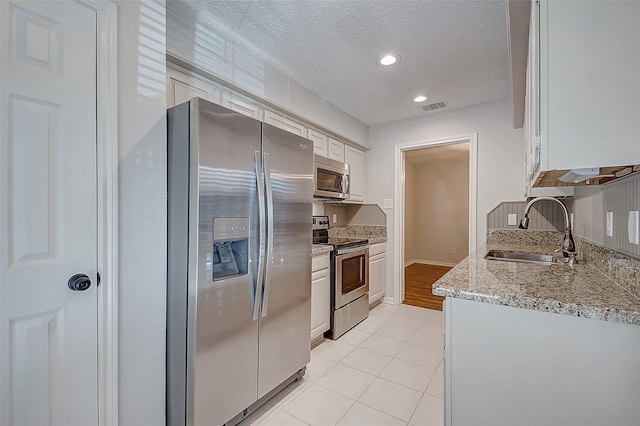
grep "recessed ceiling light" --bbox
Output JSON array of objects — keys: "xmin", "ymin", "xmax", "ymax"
[
  {"xmin": 379, "ymin": 53, "xmax": 400, "ymax": 66},
  {"xmin": 414, "ymin": 95, "xmax": 428, "ymax": 103}
]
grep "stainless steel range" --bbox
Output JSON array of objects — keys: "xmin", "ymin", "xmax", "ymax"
[{"xmin": 313, "ymin": 216, "xmax": 369, "ymax": 339}]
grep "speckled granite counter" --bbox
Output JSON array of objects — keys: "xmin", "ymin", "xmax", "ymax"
[
  {"xmin": 328, "ymin": 225, "xmax": 387, "ymax": 245},
  {"xmin": 433, "ymin": 230, "xmax": 640, "ymax": 325},
  {"xmin": 312, "ymin": 244, "xmax": 332, "ymax": 256}
]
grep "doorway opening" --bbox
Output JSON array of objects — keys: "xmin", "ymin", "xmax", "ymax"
[{"xmin": 392, "ymin": 134, "xmax": 477, "ymax": 307}]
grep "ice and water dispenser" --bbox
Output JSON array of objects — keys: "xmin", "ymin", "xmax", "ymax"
[{"xmin": 212, "ymin": 217, "xmax": 249, "ymax": 280}]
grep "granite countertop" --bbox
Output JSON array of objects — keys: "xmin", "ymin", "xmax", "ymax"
[
  {"xmin": 312, "ymin": 244, "xmax": 332, "ymax": 256},
  {"xmin": 433, "ymin": 231, "xmax": 640, "ymax": 326},
  {"xmin": 328, "ymin": 225, "xmax": 387, "ymax": 245},
  {"xmin": 367, "ymin": 237, "xmax": 387, "ymax": 245}
]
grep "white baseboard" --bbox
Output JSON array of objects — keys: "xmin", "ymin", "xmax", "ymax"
[
  {"xmin": 383, "ymin": 296, "xmax": 396, "ymax": 305},
  {"xmin": 405, "ymin": 259, "xmax": 457, "ymax": 268}
]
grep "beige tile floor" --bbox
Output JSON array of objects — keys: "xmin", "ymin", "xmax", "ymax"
[{"xmin": 238, "ymin": 303, "xmax": 444, "ymax": 426}]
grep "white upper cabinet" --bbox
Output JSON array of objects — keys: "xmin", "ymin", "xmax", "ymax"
[
  {"xmin": 167, "ymin": 68, "xmax": 222, "ymax": 107},
  {"xmin": 526, "ymin": 0, "xmax": 640, "ymax": 187},
  {"xmin": 328, "ymin": 138, "xmax": 345, "ymax": 162},
  {"xmin": 308, "ymin": 129, "xmax": 329, "ymax": 157},
  {"xmin": 221, "ymin": 91, "xmax": 264, "ymax": 121},
  {"xmin": 264, "ymin": 110, "xmax": 307, "ymax": 137},
  {"xmin": 344, "ymin": 145, "xmax": 365, "ymax": 202}
]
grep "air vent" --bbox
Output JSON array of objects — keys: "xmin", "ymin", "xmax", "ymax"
[{"xmin": 422, "ymin": 101, "xmax": 447, "ymax": 112}]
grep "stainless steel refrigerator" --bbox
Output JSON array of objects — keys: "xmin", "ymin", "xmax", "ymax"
[{"xmin": 167, "ymin": 98, "xmax": 313, "ymax": 426}]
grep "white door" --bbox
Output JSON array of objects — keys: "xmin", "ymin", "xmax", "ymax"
[{"xmin": 1, "ymin": 1, "xmax": 99, "ymax": 425}]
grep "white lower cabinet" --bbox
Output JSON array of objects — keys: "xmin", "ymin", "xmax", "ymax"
[
  {"xmin": 444, "ymin": 297, "xmax": 640, "ymax": 425},
  {"xmin": 310, "ymin": 254, "xmax": 330, "ymax": 342},
  {"xmin": 368, "ymin": 243, "xmax": 385, "ymax": 304}
]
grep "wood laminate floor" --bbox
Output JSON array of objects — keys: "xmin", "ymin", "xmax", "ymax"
[{"xmin": 403, "ymin": 263, "xmax": 452, "ymax": 311}]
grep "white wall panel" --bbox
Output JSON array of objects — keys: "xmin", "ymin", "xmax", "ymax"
[{"xmin": 115, "ymin": 2, "xmax": 167, "ymax": 425}]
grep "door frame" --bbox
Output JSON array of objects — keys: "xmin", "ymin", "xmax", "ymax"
[
  {"xmin": 79, "ymin": 1, "xmax": 119, "ymax": 425},
  {"xmin": 391, "ymin": 134, "xmax": 477, "ymax": 305}
]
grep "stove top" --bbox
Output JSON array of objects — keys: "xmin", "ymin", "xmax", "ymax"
[
  {"xmin": 312, "ymin": 215, "xmax": 368, "ymax": 250},
  {"xmin": 314, "ymin": 236, "xmax": 369, "ymax": 249}
]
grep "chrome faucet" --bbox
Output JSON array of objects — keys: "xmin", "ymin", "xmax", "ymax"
[{"xmin": 518, "ymin": 196, "xmax": 577, "ymax": 265}]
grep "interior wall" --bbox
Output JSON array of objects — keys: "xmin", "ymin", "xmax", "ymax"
[
  {"xmin": 367, "ymin": 99, "xmax": 524, "ymax": 302},
  {"xmin": 166, "ymin": 5, "xmax": 369, "ymax": 147},
  {"xmin": 405, "ymin": 157, "xmax": 470, "ymax": 266},
  {"xmin": 116, "ymin": 2, "xmax": 167, "ymax": 425},
  {"xmin": 404, "ymin": 162, "xmax": 417, "ymax": 264}
]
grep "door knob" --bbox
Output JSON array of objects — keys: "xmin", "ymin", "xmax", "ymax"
[{"xmin": 68, "ymin": 274, "xmax": 91, "ymax": 291}]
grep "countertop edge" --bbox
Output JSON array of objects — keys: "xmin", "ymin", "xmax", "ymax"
[{"xmin": 433, "ymin": 284, "xmax": 640, "ymax": 326}]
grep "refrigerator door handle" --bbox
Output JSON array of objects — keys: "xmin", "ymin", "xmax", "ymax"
[
  {"xmin": 261, "ymin": 151, "xmax": 274, "ymax": 318},
  {"xmin": 254, "ymin": 151, "xmax": 266, "ymax": 321}
]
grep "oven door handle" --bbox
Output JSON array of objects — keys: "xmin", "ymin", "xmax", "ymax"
[{"xmin": 336, "ymin": 246, "xmax": 369, "ymax": 256}]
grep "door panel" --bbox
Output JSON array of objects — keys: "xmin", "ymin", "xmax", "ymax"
[
  {"xmin": 0, "ymin": 1, "xmax": 98, "ymax": 425},
  {"xmin": 191, "ymin": 99, "xmax": 262, "ymax": 426},
  {"xmin": 258, "ymin": 124, "xmax": 313, "ymax": 398}
]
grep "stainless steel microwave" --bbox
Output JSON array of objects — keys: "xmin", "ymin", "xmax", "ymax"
[{"xmin": 313, "ymin": 155, "xmax": 350, "ymax": 200}]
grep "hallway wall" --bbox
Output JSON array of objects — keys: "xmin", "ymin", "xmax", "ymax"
[{"xmin": 404, "ymin": 156, "xmax": 470, "ymax": 266}]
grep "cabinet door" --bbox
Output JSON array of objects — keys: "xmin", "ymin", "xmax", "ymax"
[
  {"xmin": 369, "ymin": 250, "xmax": 385, "ymax": 304},
  {"xmin": 328, "ymin": 138, "xmax": 345, "ymax": 162},
  {"xmin": 344, "ymin": 146, "xmax": 365, "ymax": 202},
  {"xmin": 311, "ymin": 267, "xmax": 330, "ymax": 341},
  {"xmin": 525, "ymin": 0, "xmax": 540, "ymax": 186},
  {"xmin": 308, "ymin": 129, "xmax": 328, "ymax": 157},
  {"xmin": 264, "ymin": 110, "xmax": 307, "ymax": 137},
  {"xmin": 167, "ymin": 68, "xmax": 222, "ymax": 107},
  {"xmin": 221, "ymin": 91, "xmax": 264, "ymax": 120}
]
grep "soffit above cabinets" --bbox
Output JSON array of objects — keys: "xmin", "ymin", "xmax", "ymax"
[{"xmin": 167, "ymin": 0, "xmax": 511, "ymax": 126}]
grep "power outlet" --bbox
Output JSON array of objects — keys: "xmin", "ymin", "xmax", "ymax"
[
  {"xmin": 383, "ymin": 199, "xmax": 393, "ymax": 209},
  {"xmin": 451, "ymin": 247, "xmax": 457, "ymax": 254},
  {"xmin": 606, "ymin": 211, "xmax": 613, "ymax": 237},
  {"xmin": 629, "ymin": 211, "xmax": 639, "ymax": 245},
  {"xmin": 507, "ymin": 214, "xmax": 517, "ymax": 226},
  {"xmin": 332, "ymin": 213, "xmax": 337, "ymax": 224}
]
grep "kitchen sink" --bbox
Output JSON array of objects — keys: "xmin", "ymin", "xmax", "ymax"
[{"xmin": 484, "ymin": 250, "xmax": 559, "ymax": 265}]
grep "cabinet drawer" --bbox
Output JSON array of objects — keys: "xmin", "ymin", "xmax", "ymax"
[
  {"xmin": 368, "ymin": 243, "xmax": 386, "ymax": 257},
  {"xmin": 312, "ymin": 254, "xmax": 330, "ymax": 272}
]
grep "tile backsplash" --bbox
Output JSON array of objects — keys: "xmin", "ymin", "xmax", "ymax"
[
  {"xmin": 603, "ymin": 173, "xmax": 640, "ymax": 259},
  {"xmin": 486, "ymin": 198, "xmax": 573, "ymax": 235}
]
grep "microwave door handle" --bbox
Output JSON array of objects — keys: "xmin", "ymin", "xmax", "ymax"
[
  {"xmin": 253, "ymin": 151, "xmax": 266, "ymax": 321},
  {"xmin": 342, "ymin": 173, "xmax": 349, "ymax": 198},
  {"xmin": 261, "ymin": 151, "xmax": 274, "ymax": 318}
]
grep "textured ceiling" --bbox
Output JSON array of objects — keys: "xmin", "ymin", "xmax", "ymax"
[{"xmin": 172, "ymin": 0, "xmax": 511, "ymax": 126}]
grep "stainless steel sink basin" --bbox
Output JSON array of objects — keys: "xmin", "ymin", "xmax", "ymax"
[{"xmin": 484, "ymin": 250, "xmax": 559, "ymax": 265}]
